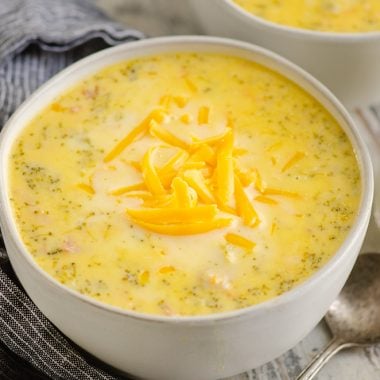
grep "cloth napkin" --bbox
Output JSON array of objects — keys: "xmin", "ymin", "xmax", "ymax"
[{"xmin": 0, "ymin": 1, "xmax": 143, "ymax": 379}]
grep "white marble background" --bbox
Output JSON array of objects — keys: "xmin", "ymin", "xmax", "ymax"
[{"xmin": 95, "ymin": 1, "xmax": 380, "ymax": 379}]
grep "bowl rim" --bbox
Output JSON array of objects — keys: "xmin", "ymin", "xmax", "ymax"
[
  {"xmin": 222, "ymin": 0, "xmax": 380, "ymax": 41},
  {"xmin": 0, "ymin": 35, "xmax": 374, "ymax": 325}
]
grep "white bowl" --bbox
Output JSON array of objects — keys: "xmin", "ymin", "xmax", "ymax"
[
  {"xmin": 0, "ymin": 36, "xmax": 374, "ymax": 380},
  {"xmin": 189, "ymin": 0, "xmax": 380, "ymax": 108}
]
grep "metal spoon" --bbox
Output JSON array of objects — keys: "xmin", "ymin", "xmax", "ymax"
[{"xmin": 296, "ymin": 253, "xmax": 380, "ymax": 380}]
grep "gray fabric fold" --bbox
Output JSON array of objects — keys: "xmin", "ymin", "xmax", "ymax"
[{"xmin": 0, "ymin": 0, "xmax": 143, "ymax": 62}]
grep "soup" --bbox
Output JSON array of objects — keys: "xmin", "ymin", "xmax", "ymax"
[
  {"xmin": 8, "ymin": 53, "xmax": 361, "ymax": 316},
  {"xmin": 233, "ymin": 0, "xmax": 380, "ymax": 33}
]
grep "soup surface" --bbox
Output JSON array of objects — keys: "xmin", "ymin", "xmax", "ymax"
[
  {"xmin": 9, "ymin": 53, "xmax": 361, "ymax": 316},
  {"xmin": 233, "ymin": 0, "xmax": 380, "ymax": 33}
]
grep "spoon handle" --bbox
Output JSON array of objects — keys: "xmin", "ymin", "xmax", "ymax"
[{"xmin": 296, "ymin": 337, "xmax": 352, "ymax": 380}]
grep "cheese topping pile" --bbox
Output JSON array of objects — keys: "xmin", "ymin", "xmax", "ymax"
[
  {"xmin": 9, "ymin": 53, "xmax": 361, "ymax": 316},
  {"xmin": 101, "ymin": 94, "xmax": 282, "ymax": 241},
  {"xmin": 234, "ymin": 0, "xmax": 380, "ymax": 33}
]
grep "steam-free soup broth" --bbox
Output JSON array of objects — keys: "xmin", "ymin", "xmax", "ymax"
[{"xmin": 9, "ymin": 53, "xmax": 361, "ymax": 316}]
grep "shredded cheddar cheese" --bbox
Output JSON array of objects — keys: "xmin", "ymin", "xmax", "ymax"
[
  {"xmin": 188, "ymin": 145, "xmax": 215, "ymax": 166},
  {"xmin": 103, "ymin": 99, "xmax": 272, "ymax": 235},
  {"xmin": 159, "ymin": 266, "xmax": 176, "ymax": 274},
  {"xmin": 149, "ymin": 120, "xmax": 189, "ymax": 150},
  {"xmin": 180, "ymin": 114, "xmax": 191, "ymax": 124},
  {"xmin": 159, "ymin": 95, "xmax": 172, "ymax": 108},
  {"xmin": 109, "ymin": 182, "xmax": 146, "ymax": 195},
  {"xmin": 51, "ymin": 102, "xmax": 65, "ymax": 112},
  {"xmin": 263, "ymin": 188, "xmax": 300, "ymax": 198},
  {"xmin": 77, "ymin": 183, "xmax": 95, "ymax": 195},
  {"xmin": 138, "ymin": 270, "xmax": 150, "ymax": 286},
  {"xmin": 215, "ymin": 130, "xmax": 234, "ymax": 208},
  {"xmin": 254, "ymin": 195, "xmax": 278, "ymax": 205},
  {"xmin": 198, "ymin": 106, "xmax": 209, "ymax": 125},
  {"xmin": 159, "ymin": 150, "xmax": 189, "ymax": 176},
  {"xmin": 142, "ymin": 147, "xmax": 166, "ymax": 195},
  {"xmin": 235, "ymin": 175, "xmax": 260, "ymax": 227},
  {"xmin": 104, "ymin": 109, "xmax": 166, "ymax": 163},
  {"xmin": 182, "ymin": 170, "xmax": 215, "ymax": 204},
  {"xmin": 129, "ymin": 218, "xmax": 232, "ymax": 235},
  {"xmin": 191, "ymin": 129, "xmax": 230, "ymax": 147},
  {"xmin": 225, "ymin": 233, "xmax": 256, "ymax": 250},
  {"xmin": 171, "ymin": 177, "xmax": 198, "ymax": 208},
  {"xmin": 127, "ymin": 205, "xmax": 217, "ymax": 224},
  {"xmin": 100, "ymin": 91, "xmax": 307, "ymax": 235},
  {"xmin": 173, "ymin": 96, "xmax": 188, "ymax": 108},
  {"xmin": 281, "ymin": 151, "xmax": 305, "ymax": 173},
  {"xmin": 184, "ymin": 77, "xmax": 197, "ymax": 93}
]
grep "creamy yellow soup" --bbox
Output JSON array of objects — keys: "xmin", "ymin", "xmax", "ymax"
[
  {"xmin": 234, "ymin": 0, "xmax": 380, "ymax": 33},
  {"xmin": 9, "ymin": 53, "xmax": 361, "ymax": 316}
]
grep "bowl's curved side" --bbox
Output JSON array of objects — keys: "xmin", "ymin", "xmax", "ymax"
[
  {"xmin": 188, "ymin": 0, "xmax": 380, "ymax": 107},
  {"xmin": 2, "ymin": 223, "xmax": 364, "ymax": 380},
  {"xmin": 0, "ymin": 36, "xmax": 374, "ymax": 379}
]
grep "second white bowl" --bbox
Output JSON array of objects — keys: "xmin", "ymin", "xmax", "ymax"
[{"xmin": 189, "ymin": 0, "xmax": 380, "ymax": 108}]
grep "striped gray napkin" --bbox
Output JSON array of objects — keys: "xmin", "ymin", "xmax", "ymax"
[{"xmin": 0, "ymin": 1, "xmax": 143, "ymax": 379}]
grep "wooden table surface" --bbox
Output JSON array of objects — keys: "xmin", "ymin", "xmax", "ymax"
[{"xmin": 95, "ymin": 1, "xmax": 380, "ymax": 379}]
